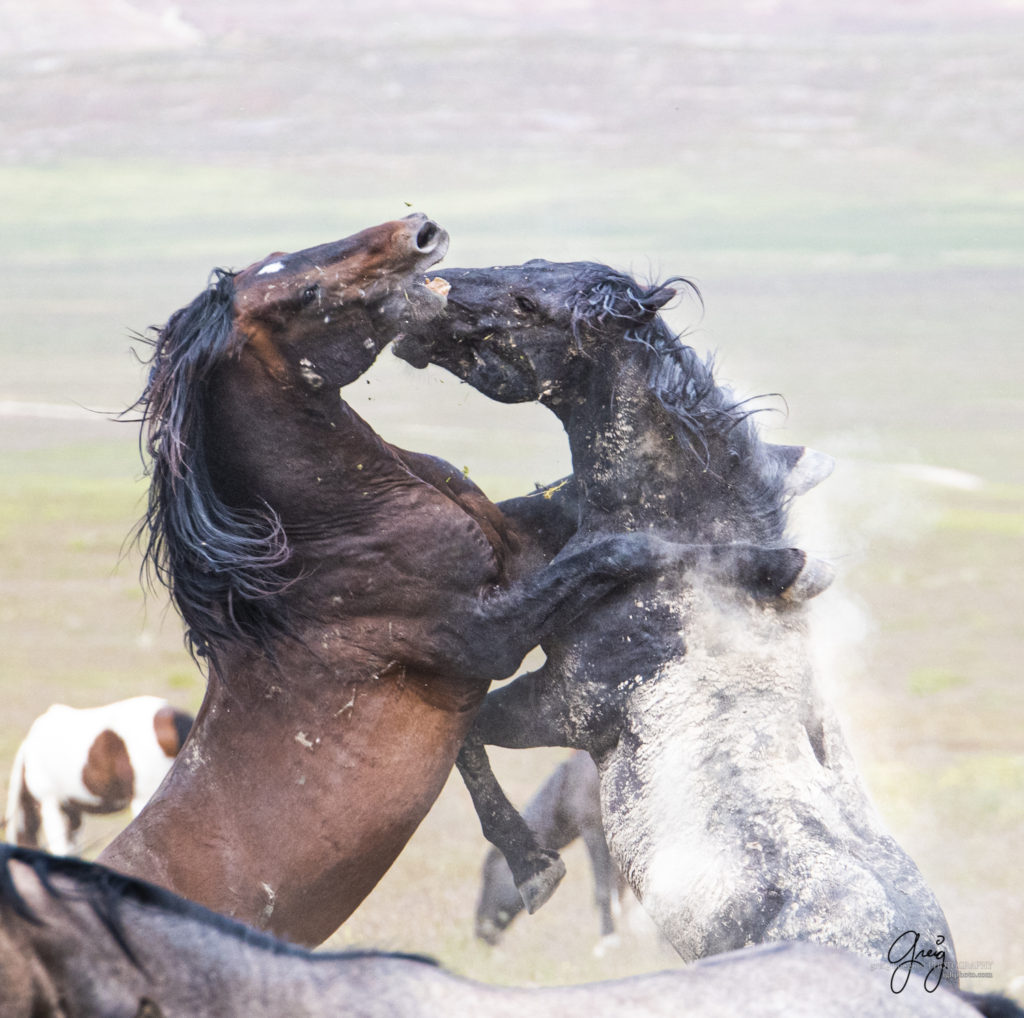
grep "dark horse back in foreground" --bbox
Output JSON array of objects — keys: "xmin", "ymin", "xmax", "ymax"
[
  {"xmin": 99, "ymin": 219, "xmax": 706, "ymax": 946},
  {"xmin": 4, "ymin": 846, "xmax": 1009, "ymax": 1018},
  {"xmin": 394, "ymin": 260, "xmax": 957, "ymax": 983}
]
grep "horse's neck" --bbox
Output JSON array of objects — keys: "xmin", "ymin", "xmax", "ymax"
[
  {"xmin": 70, "ymin": 897, "xmax": 499, "ymax": 1018},
  {"xmin": 18, "ymin": 867, "xmax": 313, "ymax": 1017},
  {"xmin": 556, "ymin": 361, "xmax": 694, "ymax": 531},
  {"xmin": 121, "ymin": 904, "xmax": 332, "ymax": 1015},
  {"xmin": 209, "ymin": 364, "xmax": 411, "ymax": 522},
  {"xmin": 556, "ymin": 357, "xmax": 783, "ymax": 544}
]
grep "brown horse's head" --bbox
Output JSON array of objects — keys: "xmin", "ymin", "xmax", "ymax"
[
  {"xmin": 132, "ymin": 215, "xmax": 450, "ymax": 669},
  {"xmin": 230, "ymin": 214, "xmax": 449, "ymax": 389}
]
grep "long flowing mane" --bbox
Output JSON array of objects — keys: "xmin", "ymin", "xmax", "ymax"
[
  {"xmin": 567, "ymin": 266, "xmax": 791, "ymax": 542},
  {"xmin": 129, "ymin": 270, "xmax": 294, "ymax": 671},
  {"xmin": 1, "ymin": 845, "xmax": 437, "ymax": 968}
]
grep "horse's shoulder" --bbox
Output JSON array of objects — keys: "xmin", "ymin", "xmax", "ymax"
[{"xmin": 387, "ymin": 444, "xmax": 521, "ymax": 578}]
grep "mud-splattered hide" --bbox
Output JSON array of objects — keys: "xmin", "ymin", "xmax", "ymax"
[
  {"xmin": 395, "ymin": 260, "xmax": 956, "ymax": 986},
  {"xmin": 98, "ymin": 221, "xmax": 713, "ymax": 946}
]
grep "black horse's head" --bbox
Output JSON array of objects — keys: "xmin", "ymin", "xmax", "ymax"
[
  {"xmin": 131, "ymin": 215, "xmax": 450, "ymax": 671},
  {"xmin": 395, "ymin": 260, "xmax": 831, "ymax": 544},
  {"xmin": 393, "ymin": 259, "xmax": 698, "ymax": 406}
]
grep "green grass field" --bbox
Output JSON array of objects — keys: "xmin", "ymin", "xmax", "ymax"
[{"xmin": 1, "ymin": 0, "xmax": 1022, "ymax": 998}]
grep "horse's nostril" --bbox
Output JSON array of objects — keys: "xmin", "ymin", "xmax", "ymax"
[{"xmin": 415, "ymin": 220, "xmax": 441, "ymax": 252}]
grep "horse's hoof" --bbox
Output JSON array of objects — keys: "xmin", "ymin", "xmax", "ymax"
[
  {"xmin": 475, "ymin": 918, "xmax": 503, "ymax": 946},
  {"xmin": 783, "ymin": 447, "xmax": 835, "ymax": 496},
  {"xmin": 516, "ymin": 851, "xmax": 567, "ymax": 914},
  {"xmin": 782, "ymin": 555, "xmax": 835, "ymax": 602},
  {"xmin": 592, "ymin": 933, "xmax": 622, "ymax": 958}
]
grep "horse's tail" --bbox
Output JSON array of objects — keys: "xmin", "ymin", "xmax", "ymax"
[{"xmin": 4, "ymin": 739, "xmax": 29, "ymax": 843}]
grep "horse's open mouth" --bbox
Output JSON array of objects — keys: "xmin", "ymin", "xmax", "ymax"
[{"xmin": 424, "ymin": 276, "xmax": 451, "ymax": 301}]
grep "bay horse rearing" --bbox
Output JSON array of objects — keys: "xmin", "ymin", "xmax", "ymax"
[
  {"xmin": 393, "ymin": 259, "xmax": 958, "ymax": 984},
  {"xmin": 4, "ymin": 846, "xmax": 1006, "ymax": 1018},
  {"xmin": 98, "ymin": 217, "xmax": 750, "ymax": 947}
]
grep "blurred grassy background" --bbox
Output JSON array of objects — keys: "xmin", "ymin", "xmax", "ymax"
[{"xmin": 1, "ymin": 0, "xmax": 1021, "ymax": 997}]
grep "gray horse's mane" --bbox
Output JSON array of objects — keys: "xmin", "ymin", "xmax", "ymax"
[
  {"xmin": 566, "ymin": 264, "xmax": 790, "ymax": 542},
  {"xmin": 0, "ymin": 845, "xmax": 436, "ymax": 969},
  {"xmin": 567, "ymin": 266, "xmax": 767, "ymax": 455}
]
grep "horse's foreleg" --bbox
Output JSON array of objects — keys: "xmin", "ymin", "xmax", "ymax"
[
  {"xmin": 705, "ymin": 544, "xmax": 834, "ymax": 602},
  {"xmin": 459, "ymin": 666, "xmax": 581, "ymax": 913},
  {"xmin": 580, "ymin": 820, "xmax": 617, "ymax": 939},
  {"xmin": 457, "ymin": 737, "xmax": 565, "ymax": 914},
  {"xmin": 474, "ymin": 664, "xmax": 578, "ymax": 750},
  {"xmin": 448, "ymin": 532, "xmax": 682, "ymax": 680},
  {"xmin": 451, "ymin": 536, "xmax": 833, "ymax": 682}
]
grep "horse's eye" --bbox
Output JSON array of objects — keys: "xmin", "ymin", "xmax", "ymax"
[
  {"xmin": 514, "ymin": 295, "xmax": 537, "ymax": 315},
  {"xmin": 302, "ymin": 285, "xmax": 320, "ymax": 304}
]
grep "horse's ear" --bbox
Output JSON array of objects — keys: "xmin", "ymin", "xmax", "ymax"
[
  {"xmin": 574, "ymin": 273, "xmax": 696, "ymax": 340},
  {"xmin": 637, "ymin": 283, "xmax": 677, "ymax": 316},
  {"xmin": 638, "ymin": 275, "xmax": 701, "ymax": 320},
  {"xmin": 774, "ymin": 445, "xmax": 835, "ymax": 496}
]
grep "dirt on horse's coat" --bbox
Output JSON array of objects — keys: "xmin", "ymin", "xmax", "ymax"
[
  {"xmin": 5, "ymin": 696, "xmax": 193, "ymax": 855},
  {"xmin": 2, "ymin": 846, "xmax": 1005, "ymax": 1018},
  {"xmin": 394, "ymin": 260, "xmax": 956, "ymax": 985},
  {"xmin": 97, "ymin": 219, "xmax": 705, "ymax": 946}
]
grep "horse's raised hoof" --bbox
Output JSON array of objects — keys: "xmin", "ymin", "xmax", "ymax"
[
  {"xmin": 592, "ymin": 933, "xmax": 622, "ymax": 958},
  {"xmin": 782, "ymin": 555, "xmax": 835, "ymax": 602},
  {"xmin": 475, "ymin": 917, "xmax": 503, "ymax": 946},
  {"xmin": 783, "ymin": 447, "xmax": 836, "ymax": 496},
  {"xmin": 516, "ymin": 850, "xmax": 567, "ymax": 914}
]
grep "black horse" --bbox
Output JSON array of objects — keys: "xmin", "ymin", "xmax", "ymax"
[
  {"xmin": 394, "ymin": 260, "xmax": 956, "ymax": 983},
  {"xmin": 98, "ymin": 218, "xmax": 819, "ymax": 947}
]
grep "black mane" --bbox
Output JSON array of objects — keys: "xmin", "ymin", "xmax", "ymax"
[
  {"xmin": 0, "ymin": 845, "xmax": 436, "ymax": 968},
  {"xmin": 129, "ymin": 270, "xmax": 295, "ymax": 672},
  {"xmin": 567, "ymin": 266, "xmax": 790, "ymax": 542}
]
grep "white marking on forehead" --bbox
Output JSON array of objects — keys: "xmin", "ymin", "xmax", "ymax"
[{"xmin": 257, "ymin": 260, "xmax": 286, "ymax": 275}]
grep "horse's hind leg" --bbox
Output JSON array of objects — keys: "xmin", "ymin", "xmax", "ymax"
[
  {"xmin": 580, "ymin": 821, "xmax": 617, "ymax": 940},
  {"xmin": 457, "ymin": 738, "xmax": 566, "ymax": 914}
]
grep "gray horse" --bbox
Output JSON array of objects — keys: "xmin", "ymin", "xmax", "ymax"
[
  {"xmin": 393, "ymin": 261, "xmax": 957, "ymax": 986},
  {"xmin": 2, "ymin": 846, "xmax": 1011, "ymax": 1018}
]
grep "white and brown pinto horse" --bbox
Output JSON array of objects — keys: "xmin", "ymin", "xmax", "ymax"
[
  {"xmin": 98, "ymin": 216, "xmax": 739, "ymax": 946},
  {"xmin": 4, "ymin": 696, "xmax": 193, "ymax": 855},
  {"xmin": 3, "ymin": 846, "xmax": 1009, "ymax": 1018}
]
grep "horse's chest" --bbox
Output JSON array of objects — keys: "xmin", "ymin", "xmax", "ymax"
[{"xmin": 542, "ymin": 581, "xmax": 687, "ymax": 749}]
